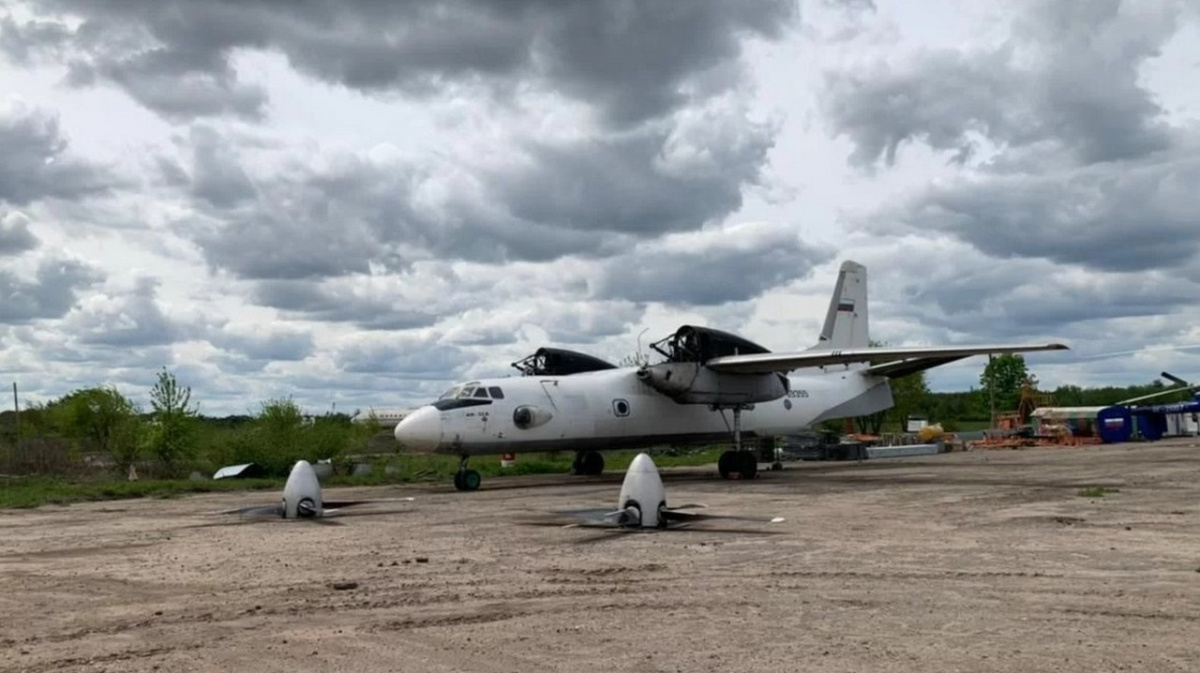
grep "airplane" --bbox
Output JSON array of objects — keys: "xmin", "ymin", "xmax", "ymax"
[
  {"xmin": 526, "ymin": 452, "xmax": 785, "ymax": 533},
  {"xmin": 350, "ymin": 408, "xmax": 415, "ymax": 431},
  {"xmin": 218, "ymin": 460, "xmax": 414, "ymax": 522},
  {"xmin": 393, "ymin": 260, "xmax": 1070, "ymax": 491}
]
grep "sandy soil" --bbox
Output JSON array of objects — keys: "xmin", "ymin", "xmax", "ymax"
[{"xmin": 2, "ymin": 439, "xmax": 1199, "ymax": 673}]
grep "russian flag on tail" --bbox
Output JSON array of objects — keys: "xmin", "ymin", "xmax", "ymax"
[{"xmin": 837, "ymin": 299, "xmax": 855, "ymax": 312}]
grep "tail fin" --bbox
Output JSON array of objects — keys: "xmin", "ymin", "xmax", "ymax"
[{"xmin": 812, "ymin": 260, "xmax": 869, "ymax": 351}]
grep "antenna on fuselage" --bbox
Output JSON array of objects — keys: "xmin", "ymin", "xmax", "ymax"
[{"xmin": 636, "ymin": 327, "xmax": 650, "ymax": 367}]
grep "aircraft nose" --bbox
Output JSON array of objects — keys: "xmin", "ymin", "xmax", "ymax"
[{"xmin": 394, "ymin": 406, "xmax": 442, "ymax": 452}]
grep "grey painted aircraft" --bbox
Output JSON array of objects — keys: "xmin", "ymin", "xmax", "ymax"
[{"xmin": 393, "ymin": 261, "xmax": 1069, "ymax": 491}]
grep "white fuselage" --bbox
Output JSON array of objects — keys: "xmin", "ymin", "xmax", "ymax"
[{"xmin": 393, "ymin": 366, "xmax": 893, "ymax": 456}]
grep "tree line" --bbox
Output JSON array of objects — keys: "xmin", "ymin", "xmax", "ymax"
[
  {"xmin": 0, "ymin": 368, "xmax": 383, "ymax": 479},
  {"xmin": 855, "ymin": 353, "xmax": 1197, "ymax": 433},
  {"xmin": 5, "ymin": 355, "xmax": 1192, "ymax": 477}
]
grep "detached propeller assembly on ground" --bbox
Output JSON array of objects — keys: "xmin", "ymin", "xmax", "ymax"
[
  {"xmin": 521, "ymin": 453, "xmax": 785, "ymax": 541},
  {"xmin": 210, "ymin": 460, "xmax": 415, "ymax": 526}
]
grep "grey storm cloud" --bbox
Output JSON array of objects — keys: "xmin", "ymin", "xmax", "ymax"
[
  {"xmin": 181, "ymin": 150, "xmax": 424, "ymax": 280},
  {"xmin": 894, "ymin": 261, "xmax": 1200, "ymax": 339},
  {"xmin": 178, "ymin": 116, "xmax": 777, "ymax": 281},
  {"xmin": 333, "ymin": 338, "xmax": 473, "ymax": 379},
  {"xmin": 253, "ymin": 280, "xmax": 439, "ymax": 331},
  {"xmin": 495, "ymin": 120, "xmax": 776, "ymax": 236},
  {"xmin": 73, "ymin": 277, "xmax": 189, "ymax": 347},
  {"xmin": 593, "ymin": 225, "xmax": 832, "ymax": 305},
  {"xmin": 0, "ymin": 102, "xmax": 116, "ymax": 205},
  {"xmin": 9, "ymin": 0, "xmax": 797, "ymax": 126},
  {"xmin": 209, "ymin": 328, "xmax": 314, "ymax": 362},
  {"xmin": 0, "ymin": 258, "xmax": 102, "ymax": 323},
  {"xmin": 830, "ymin": 0, "xmax": 1200, "ymax": 276},
  {"xmin": 865, "ymin": 149, "xmax": 1200, "ymax": 272},
  {"xmin": 0, "ymin": 211, "xmax": 39, "ymax": 255},
  {"xmin": 822, "ymin": 0, "xmax": 1182, "ymax": 168},
  {"xmin": 188, "ymin": 125, "xmax": 257, "ymax": 207}
]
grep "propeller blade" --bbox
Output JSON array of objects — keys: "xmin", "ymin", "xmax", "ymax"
[
  {"xmin": 1161, "ymin": 371, "xmax": 1189, "ymax": 387},
  {"xmin": 220, "ymin": 505, "xmax": 285, "ymax": 518},
  {"xmin": 663, "ymin": 524, "xmax": 787, "ymax": 535},
  {"xmin": 662, "ymin": 510, "xmax": 784, "ymax": 524},
  {"xmin": 322, "ymin": 506, "xmax": 416, "ymax": 519}
]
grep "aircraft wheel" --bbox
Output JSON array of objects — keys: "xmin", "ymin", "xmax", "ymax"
[
  {"xmin": 718, "ymin": 450, "xmax": 738, "ymax": 479},
  {"xmin": 581, "ymin": 451, "xmax": 604, "ymax": 475},
  {"xmin": 737, "ymin": 451, "xmax": 758, "ymax": 480},
  {"xmin": 454, "ymin": 469, "xmax": 482, "ymax": 491},
  {"xmin": 462, "ymin": 469, "xmax": 482, "ymax": 491},
  {"xmin": 572, "ymin": 450, "xmax": 605, "ymax": 476}
]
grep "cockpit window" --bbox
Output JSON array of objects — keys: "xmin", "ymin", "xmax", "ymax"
[
  {"xmin": 488, "ymin": 386, "xmax": 504, "ymax": 399},
  {"xmin": 440, "ymin": 382, "xmax": 489, "ymax": 401},
  {"xmin": 431, "ymin": 398, "xmax": 492, "ymax": 411}
]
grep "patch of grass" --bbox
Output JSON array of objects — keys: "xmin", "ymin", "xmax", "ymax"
[
  {"xmin": 324, "ymin": 447, "xmax": 726, "ymax": 487},
  {"xmin": 0, "ymin": 475, "xmax": 282, "ymax": 509},
  {"xmin": 1077, "ymin": 485, "xmax": 1121, "ymax": 498},
  {"xmin": 1, "ymin": 446, "xmax": 727, "ymax": 509}
]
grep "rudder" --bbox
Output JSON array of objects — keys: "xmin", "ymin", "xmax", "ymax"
[{"xmin": 812, "ymin": 260, "xmax": 869, "ymax": 351}]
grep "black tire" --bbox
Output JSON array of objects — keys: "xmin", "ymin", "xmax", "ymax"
[
  {"xmin": 453, "ymin": 470, "xmax": 465, "ymax": 491},
  {"xmin": 738, "ymin": 451, "xmax": 758, "ymax": 480},
  {"xmin": 718, "ymin": 450, "xmax": 738, "ymax": 479},
  {"xmin": 461, "ymin": 469, "xmax": 482, "ymax": 491},
  {"xmin": 582, "ymin": 451, "xmax": 604, "ymax": 475}
]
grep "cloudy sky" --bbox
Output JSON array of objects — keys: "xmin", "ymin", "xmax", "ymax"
[{"xmin": 2, "ymin": 0, "xmax": 1198, "ymax": 417}]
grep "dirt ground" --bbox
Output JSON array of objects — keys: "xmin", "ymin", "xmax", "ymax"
[{"xmin": 2, "ymin": 440, "xmax": 1199, "ymax": 673}]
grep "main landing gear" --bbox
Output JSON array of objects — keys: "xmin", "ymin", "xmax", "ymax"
[
  {"xmin": 571, "ymin": 450, "xmax": 605, "ymax": 476},
  {"xmin": 453, "ymin": 455, "xmax": 482, "ymax": 491},
  {"xmin": 717, "ymin": 404, "xmax": 758, "ymax": 480}
]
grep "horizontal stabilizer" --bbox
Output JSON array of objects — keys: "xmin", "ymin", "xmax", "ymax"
[{"xmin": 705, "ymin": 343, "xmax": 1069, "ymax": 375}]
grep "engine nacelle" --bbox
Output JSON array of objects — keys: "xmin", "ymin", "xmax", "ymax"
[
  {"xmin": 512, "ymin": 404, "xmax": 554, "ymax": 429},
  {"xmin": 637, "ymin": 362, "xmax": 787, "ymax": 405}
]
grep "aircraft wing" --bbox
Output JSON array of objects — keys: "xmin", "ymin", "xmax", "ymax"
[{"xmin": 704, "ymin": 343, "xmax": 1069, "ymax": 375}]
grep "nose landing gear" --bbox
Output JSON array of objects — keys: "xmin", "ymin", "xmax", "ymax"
[{"xmin": 453, "ymin": 454, "xmax": 482, "ymax": 491}]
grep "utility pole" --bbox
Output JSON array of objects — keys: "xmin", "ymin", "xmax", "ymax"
[
  {"xmin": 11, "ymin": 381, "xmax": 18, "ymax": 444},
  {"xmin": 987, "ymin": 354, "xmax": 996, "ymax": 429}
]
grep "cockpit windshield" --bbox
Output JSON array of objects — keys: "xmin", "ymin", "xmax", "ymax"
[{"xmin": 439, "ymin": 382, "xmax": 485, "ymax": 400}]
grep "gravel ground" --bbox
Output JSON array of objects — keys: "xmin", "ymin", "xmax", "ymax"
[{"xmin": 2, "ymin": 439, "xmax": 1199, "ymax": 672}]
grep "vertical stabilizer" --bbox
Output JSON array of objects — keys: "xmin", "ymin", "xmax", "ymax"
[{"xmin": 812, "ymin": 260, "xmax": 869, "ymax": 351}]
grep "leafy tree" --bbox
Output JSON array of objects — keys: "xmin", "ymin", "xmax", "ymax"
[
  {"xmin": 980, "ymin": 353, "xmax": 1030, "ymax": 412},
  {"xmin": 853, "ymin": 340, "xmax": 890, "ymax": 434},
  {"xmin": 50, "ymin": 387, "xmax": 143, "ymax": 477},
  {"xmin": 218, "ymin": 398, "xmax": 356, "ymax": 476},
  {"xmin": 889, "ymin": 371, "xmax": 931, "ymax": 429},
  {"xmin": 850, "ymin": 340, "xmax": 930, "ymax": 433},
  {"xmin": 255, "ymin": 396, "xmax": 306, "ymax": 472},
  {"xmin": 145, "ymin": 367, "xmax": 200, "ymax": 474}
]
